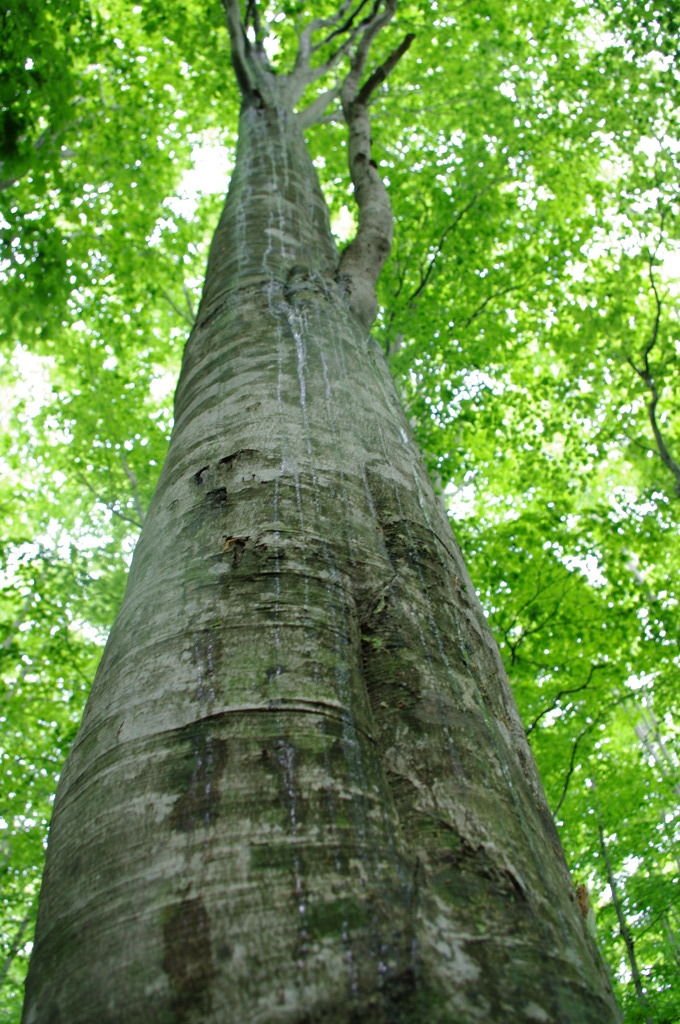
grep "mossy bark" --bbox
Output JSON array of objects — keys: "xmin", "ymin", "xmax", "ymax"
[{"xmin": 22, "ymin": 103, "xmax": 620, "ymax": 1024}]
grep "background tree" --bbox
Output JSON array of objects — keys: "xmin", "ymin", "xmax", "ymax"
[{"xmin": 1, "ymin": 0, "xmax": 678, "ymax": 1021}]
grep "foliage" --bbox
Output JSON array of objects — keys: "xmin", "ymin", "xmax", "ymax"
[{"xmin": 1, "ymin": 1, "xmax": 679, "ymax": 1020}]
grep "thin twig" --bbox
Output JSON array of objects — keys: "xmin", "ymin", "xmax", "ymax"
[
  {"xmin": 552, "ymin": 697, "xmax": 630, "ymax": 816},
  {"xmin": 0, "ymin": 914, "xmax": 32, "ymax": 987},
  {"xmin": 526, "ymin": 662, "xmax": 606, "ymax": 736},
  {"xmin": 120, "ymin": 451, "xmax": 146, "ymax": 525},
  {"xmin": 76, "ymin": 473, "xmax": 143, "ymax": 530},
  {"xmin": 409, "ymin": 175, "xmax": 509, "ymax": 305},
  {"xmin": 162, "ymin": 290, "xmax": 194, "ymax": 326}
]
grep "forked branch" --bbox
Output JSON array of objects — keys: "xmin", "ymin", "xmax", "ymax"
[
  {"xmin": 221, "ymin": 1, "xmax": 415, "ymax": 328},
  {"xmin": 222, "ymin": 0, "xmax": 278, "ymax": 104}
]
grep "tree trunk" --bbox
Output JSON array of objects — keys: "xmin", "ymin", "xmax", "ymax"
[
  {"xmin": 22, "ymin": 102, "xmax": 620, "ymax": 1024},
  {"xmin": 597, "ymin": 822, "xmax": 652, "ymax": 1024}
]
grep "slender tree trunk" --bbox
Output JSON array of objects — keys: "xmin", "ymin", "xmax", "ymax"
[
  {"xmin": 23, "ymin": 98, "xmax": 619, "ymax": 1024},
  {"xmin": 598, "ymin": 823, "xmax": 653, "ymax": 1024}
]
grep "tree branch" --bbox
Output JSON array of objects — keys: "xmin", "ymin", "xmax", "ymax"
[
  {"xmin": 295, "ymin": 3, "xmax": 358, "ymax": 71},
  {"xmin": 297, "ymin": 81, "xmax": 343, "ymax": 129},
  {"xmin": 461, "ymin": 276, "xmax": 541, "ymax": 329},
  {"xmin": 246, "ymin": 0, "xmax": 274, "ymax": 71},
  {"xmin": 292, "ymin": 2, "xmax": 384, "ymax": 112},
  {"xmin": 318, "ymin": 0, "xmax": 375, "ymax": 55},
  {"xmin": 552, "ymin": 697, "xmax": 629, "ymax": 816},
  {"xmin": 525, "ymin": 662, "xmax": 605, "ymax": 736},
  {"xmin": 402, "ymin": 175, "xmax": 510, "ymax": 311},
  {"xmin": 357, "ymin": 32, "xmax": 415, "ymax": 105},
  {"xmin": 77, "ymin": 472, "xmax": 144, "ymax": 530},
  {"xmin": 182, "ymin": 282, "xmax": 196, "ymax": 322},
  {"xmin": 120, "ymin": 452, "xmax": 146, "ymax": 525},
  {"xmin": 0, "ymin": 913, "xmax": 31, "ymax": 987},
  {"xmin": 245, "ymin": 0, "xmax": 260, "ymax": 38},
  {"xmin": 341, "ymin": 0, "xmax": 394, "ymax": 106},
  {"xmin": 221, "ymin": 0, "xmax": 258, "ymax": 101},
  {"xmin": 505, "ymin": 607, "xmax": 560, "ymax": 662},
  {"xmin": 335, "ymin": 2, "xmax": 415, "ymax": 328},
  {"xmin": 625, "ymin": 227, "xmax": 680, "ymax": 497},
  {"xmin": 1, "ymin": 593, "xmax": 35, "ymax": 651},
  {"xmin": 162, "ymin": 289, "xmax": 194, "ymax": 326}
]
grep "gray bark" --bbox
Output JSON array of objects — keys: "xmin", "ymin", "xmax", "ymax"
[{"xmin": 23, "ymin": 98, "xmax": 620, "ymax": 1024}]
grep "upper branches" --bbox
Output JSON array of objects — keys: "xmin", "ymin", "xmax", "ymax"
[
  {"xmin": 221, "ymin": 1, "xmax": 414, "ymax": 329},
  {"xmin": 221, "ymin": 0, "xmax": 413, "ymax": 124}
]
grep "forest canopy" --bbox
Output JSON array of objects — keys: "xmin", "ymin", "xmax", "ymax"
[{"xmin": 1, "ymin": 1, "xmax": 679, "ymax": 1021}]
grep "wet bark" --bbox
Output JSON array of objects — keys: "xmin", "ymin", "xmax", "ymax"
[{"xmin": 23, "ymin": 103, "xmax": 620, "ymax": 1024}]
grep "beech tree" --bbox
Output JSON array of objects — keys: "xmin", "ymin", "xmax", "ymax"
[
  {"xmin": 2, "ymin": 1, "xmax": 679, "ymax": 1022},
  {"xmin": 15, "ymin": 1, "xmax": 622, "ymax": 1021}
]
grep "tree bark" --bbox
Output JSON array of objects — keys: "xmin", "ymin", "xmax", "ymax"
[{"xmin": 22, "ymin": 101, "xmax": 620, "ymax": 1024}]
